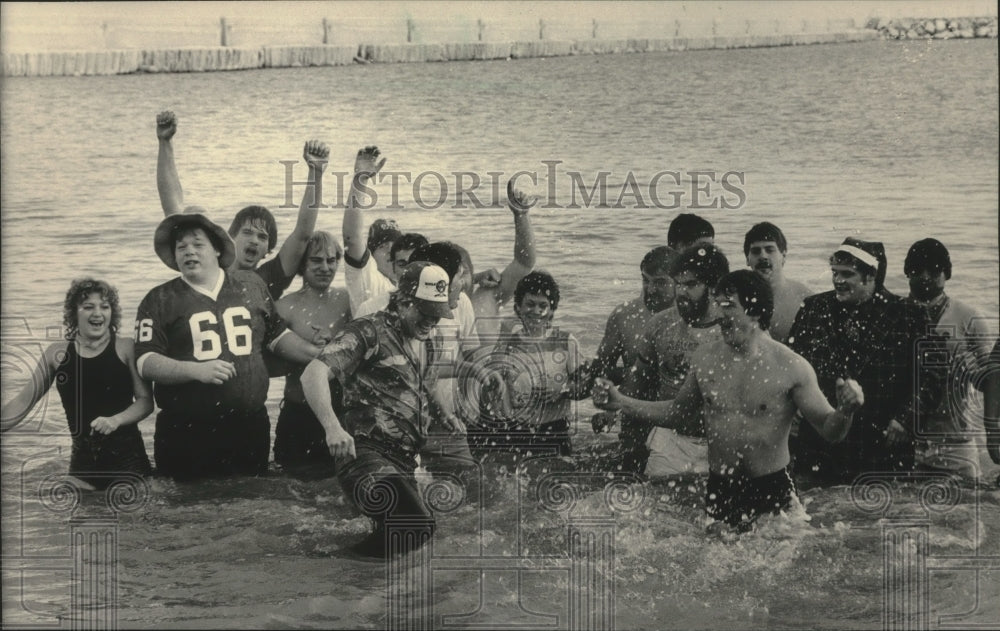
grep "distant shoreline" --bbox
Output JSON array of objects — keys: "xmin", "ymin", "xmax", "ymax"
[{"xmin": 2, "ymin": 17, "xmax": 995, "ymax": 78}]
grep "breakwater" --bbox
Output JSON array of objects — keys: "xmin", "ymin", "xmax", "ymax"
[
  {"xmin": 869, "ymin": 16, "xmax": 997, "ymax": 39},
  {"xmin": 4, "ymin": 13, "xmax": 997, "ymax": 78},
  {"xmin": 2, "ymin": 31, "xmax": 881, "ymax": 77}
]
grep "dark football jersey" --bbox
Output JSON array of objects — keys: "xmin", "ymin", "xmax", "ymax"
[{"xmin": 135, "ymin": 270, "xmax": 287, "ymax": 418}]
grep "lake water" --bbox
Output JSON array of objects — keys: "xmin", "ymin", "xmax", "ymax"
[{"xmin": 2, "ymin": 39, "xmax": 998, "ymax": 629}]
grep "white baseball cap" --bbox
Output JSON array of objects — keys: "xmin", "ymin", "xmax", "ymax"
[{"xmin": 396, "ymin": 262, "xmax": 454, "ymax": 319}]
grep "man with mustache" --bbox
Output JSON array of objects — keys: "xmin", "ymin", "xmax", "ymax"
[
  {"xmin": 904, "ymin": 238, "xmax": 994, "ymax": 478},
  {"xmin": 743, "ymin": 222, "xmax": 812, "ymax": 343},
  {"xmin": 608, "ymin": 244, "xmax": 730, "ymax": 475},
  {"xmin": 788, "ymin": 238, "xmax": 930, "ymax": 481}
]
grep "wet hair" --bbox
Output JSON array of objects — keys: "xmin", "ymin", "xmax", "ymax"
[
  {"xmin": 904, "ymin": 238, "xmax": 952, "ymax": 280},
  {"xmin": 743, "ymin": 222, "xmax": 788, "ymax": 255},
  {"xmin": 668, "ymin": 244, "xmax": 730, "ymax": 288},
  {"xmin": 447, "ymin": 241, "xmax": 475, "ymax": 280},
  {"xmin": 515, "ymin": 271, "xmax": 560, "ymax": 311},
  {"xmin": 229, "ymin": 206, "xmax": 278, "ymax": 252},
  {"xmin": 714, "ymin": 270, "xmax": 773, "ymax": 330},
  {"xmin": 390, "ymin": 233, "xmax": 429, "ymax": 263},
  {"xmin": 409, "ymin": 241, "xmax": 461, "ymax": 281},
  {"xmin": 667, "ymin": 213, "xmax": 714, "ymax": 249},
  {"xmin": 640, "ymin": 245, "xmax": 676, "ymax": 275},
  {"xmin": 297, "ymin": 231, "xmax": 344, "ymax": 276},
  {"xmin": 63, "ymin": 278, "xmax": 122, "ymax": 340}
]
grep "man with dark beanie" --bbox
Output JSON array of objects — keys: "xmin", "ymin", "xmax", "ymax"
[
  {"xmin": 905, "ymin": 238, "xmax": 994, "ymax": 478},
  {"xmin": 788, "ymin": 237, "xmax": 930, "ymax": 482}
]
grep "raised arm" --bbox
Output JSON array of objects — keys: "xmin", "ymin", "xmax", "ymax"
[
  {"xmin": 342, "ymin": 146, "xmax": 387, "ymax": 260},
  {"xmin": 792, "ymin": 356, "xmax": 863, "ymax": 443},
  {"xmin": 0, "ymin": 342, "xmax": 61, "ymax": 433},
  {"xmin": 156, "ymin": 111, "xmax": 184, "ymax": 216},
  {"xmin": 496, "ymin": 180, "xmax": 538, "ymax": 304},
  {"xmin": 275, "ymin": 141, "xmax": 329, "ymax": 277},
  {"xmin": 91, "ymin": 338, "xmax": 154, "ymax": 435}
]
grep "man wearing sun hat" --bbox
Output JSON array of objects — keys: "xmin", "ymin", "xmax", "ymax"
[
  {"xmin": 136, "ymin": 210, "xmax": 319, "ymax": 479},
  {"xmin": 789, "ymin": 237, "xmax": 931, "ymax": 482},
  {"xmin": 301, "ymin": 261, "xmax": 462, "ymax": 557}
]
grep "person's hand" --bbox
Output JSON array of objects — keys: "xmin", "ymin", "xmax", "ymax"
[
  {"xmin": 443, "ymin": 414, "xmax": 467, "ymax": 436},
  {"xmin": 884, "ymin": 418, "xmax": 910, "ymax": 447},
  {"xmin": 474, "ymin": 268, "xmax": 502, "ymax": 289},
  {"xmin": 591, "ymin": 411, "xmax": 619, "ymax": 434},
  {"xmin": 507, "ymin": 179, "xmax": 538, "ymax": 215},
  {"xmin": 353, "ymin": 145, "xmax": 386, "ymax": 183},
  {"xmin": 303, "ymin": 140, "xmax": 329, "ymax": 173},
  {"xmin": 591, "ymin": 377, "xmax": 623, "ymax": 411},
  {"xmin": 835, "ymin": 377, "xmax": 864, "ymax": 414},
  {"xmin": 193, "ymin": 360, "xmax": 236, "ymax": 385},
  {"xmin": 325, "ymin": 425, "xmax": 356, "ymax": 460},
  {"xmin": 156, "ymin": 110, "xmax": 177, "ymax": 141},
  {"xmin": 90, "ymin": 416, "xmax": 122, "ymax": 435}
]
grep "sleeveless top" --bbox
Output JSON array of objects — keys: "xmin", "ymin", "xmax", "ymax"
[{"xmin": 56, "ymin": 337, "xmax": 135, "ymax": 438}]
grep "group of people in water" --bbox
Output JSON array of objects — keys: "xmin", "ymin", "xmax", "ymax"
[{"xmin": 3, "ymin": 111, "xmax": 999, "ymax": 556}]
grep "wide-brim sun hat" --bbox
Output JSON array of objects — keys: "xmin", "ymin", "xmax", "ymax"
[{"xmin": 153, "ymin": 208, "xmax": 236, "ymax": 271}]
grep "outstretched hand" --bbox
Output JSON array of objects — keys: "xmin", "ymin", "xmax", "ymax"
[
  {"xmin": 591, "ymin": 377, "xmax": 624, "ymax": 411},
  {"xmin": 507, "ymin": 179, "xmax": 538, "ymax": 214},
  {"xmin": 156, "ymin": 110, "xmax": 177, "ymax": 141},
  {"xmin": 835, "ymin": 377, "xmax": 864, "ymax": 414},
  {"xmin": 354, "ymin": 145, "xmax": 386, "ymax": 182},
  {"xmin": 303, "ymin": 140, "xmax": 330, "ymax": 172}
]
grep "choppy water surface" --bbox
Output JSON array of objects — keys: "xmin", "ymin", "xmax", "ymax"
[{"xmin": 2, "ymin": 39, "xmax": 998, "ymax": 629}]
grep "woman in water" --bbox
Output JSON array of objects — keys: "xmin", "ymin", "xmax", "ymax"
[
  {"xmin": 1, "ymin": 278, "xmax": 153, "ymax": 489},
  {"xmin": 470, "ymin": 271, "xmax": 593, "ymax": 460}
]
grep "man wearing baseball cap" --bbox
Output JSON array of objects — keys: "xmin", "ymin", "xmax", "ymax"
[
  {"xmin": 136, "ymin": 211, "xmax": 320, "ymax": 479},
  {"xmin": 904, "ymin": 238, "xmax": 994, "ymax": 478},
  {"xmin": 301, "ymin": 262, "xmax": 462, "ymax": 557},
  {"xmin": 788, "ymin": 237, "xmax": 930, "ymax": 482}
]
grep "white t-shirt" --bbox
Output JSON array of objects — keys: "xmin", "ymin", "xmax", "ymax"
[{"xmin": 344, "ymin": 250, "xmax": 393, "ymax": 314}]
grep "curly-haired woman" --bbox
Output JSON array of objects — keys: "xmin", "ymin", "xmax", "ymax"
[{"xmin": 2, "ymin": 278, "xmax": 152, "ymax": 489}]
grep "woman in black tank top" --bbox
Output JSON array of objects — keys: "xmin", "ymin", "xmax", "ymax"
[{"xmin": 1, "ymin": 279, "xmax": 153, "ymax": 489}]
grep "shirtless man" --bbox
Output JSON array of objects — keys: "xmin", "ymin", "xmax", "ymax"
[
  {"xmin": 594, "ymin": 270, "xmax": 864, "ymax": 532},
  {"xmin": 593, "ymin": 246, "xmax": 676, "ymax": 384},
  {"xmin": 274, "ymin": 231, "xmax": 352, "ymax": 469},
  {"xmin": 589, "ymin": 246, "xmax": 675, "ymax": 437},
  {"xmin": 743, "ymin": 222, "xmax": 812, "ymax": 343},
  {"xmin": 156, "ymin": 111, "xmax": 328, "ymax": 300},
  {"xmin": 612, "ymin": 244, "xmax": 729, "ymax": 474},
  {"xmin": 470, "ymin": 180, "xmax": 538, "ymax": 338}
]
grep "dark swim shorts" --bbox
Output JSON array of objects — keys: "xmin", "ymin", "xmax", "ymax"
[{"xmin": 705, "ymin": 466, "xmax": 797, "ymax": 531}]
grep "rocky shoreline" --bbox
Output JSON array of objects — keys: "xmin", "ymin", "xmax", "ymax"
[{"xmin": 868, "ymin": 16, "xmax": 997, "ymax": 39}]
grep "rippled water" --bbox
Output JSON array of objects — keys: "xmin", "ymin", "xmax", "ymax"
[{"xmin": 2, "ymin": 39, "xmax": 998, "ymax": 629}]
